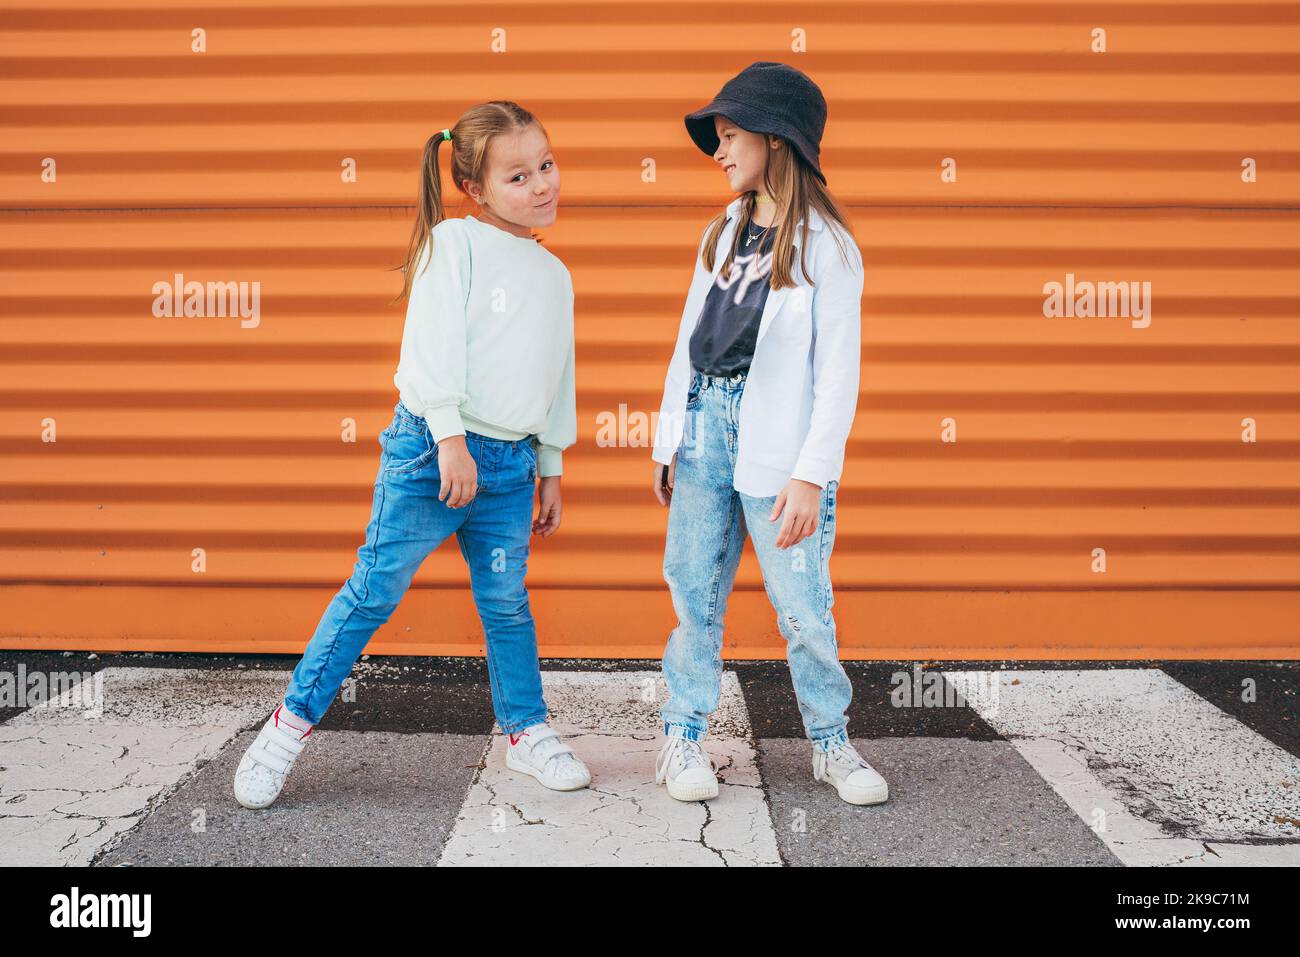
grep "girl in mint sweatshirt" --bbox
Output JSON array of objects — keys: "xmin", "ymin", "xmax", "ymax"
[{"xmin": 233, "ymin": 101, "xmax": 590, "ymax": 810}]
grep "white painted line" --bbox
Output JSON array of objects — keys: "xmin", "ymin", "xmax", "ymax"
[
  {"xmin": 0, "ymin": 666, "xmax": 288, "ymax": 865},
  {"xmin": 943, "ymin": 669, "xmax": 1300, "ymax": 867},
  {"xmin": 437, "ymin": 670, "xmax": 782, "ymax": 867}
]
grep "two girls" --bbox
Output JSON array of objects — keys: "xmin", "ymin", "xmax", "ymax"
[{"xmin": 235, "ymin": 61, "xmax": 886, "ymax": 813}]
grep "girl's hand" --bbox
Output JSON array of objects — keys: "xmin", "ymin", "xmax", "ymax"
[
  {"xmin": 770, "ymin": 479, "xmax": 821, "ymax": 548},
  {"xmin": 652, "ymin": 455, "xmax": 677, "ymax": 506},
  {"xmin": 533, "ymin": 476, "xmax": 562, "ymax": 537},
  {"xmin": 437, "ymin": 435, "xmax": 478, "ymax": 508}
]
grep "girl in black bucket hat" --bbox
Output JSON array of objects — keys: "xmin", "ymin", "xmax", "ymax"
[
  {"xmin": 650, "ymin": 62, "xmax": 887, "ymax": 807},
  {"xmin": 682, "ymin": 60, "xmax": 853, "ymax": 290}
]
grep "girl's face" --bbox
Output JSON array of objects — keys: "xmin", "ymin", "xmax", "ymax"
[
  {"xmin": 468, "ymin": 124, "xmax": 560, "ymax": 234},
  {"xmin": 712, "ymin": 115, "xmax": 780, "ymax": 194}
]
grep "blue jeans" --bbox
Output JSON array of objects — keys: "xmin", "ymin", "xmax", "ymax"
[
  {"xmin": 284, "ymin": 399, "xmax": 547, "ymax": 733},
  {"xmin": 660, "ymin": 370, "xmax": 852, "ymax": 752}
]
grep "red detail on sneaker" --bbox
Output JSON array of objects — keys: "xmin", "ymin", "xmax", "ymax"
[
  {"xmin": 509, "ymin": 732, "xmax": 529, "ymax": 746},
  {"xmin": 274, "ymin": 704, "xmax": 311, "ymax": 738}
]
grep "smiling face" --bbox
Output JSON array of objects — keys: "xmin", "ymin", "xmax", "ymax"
[
  {"xmin": 465, "ymin": 123, "xmax": 560, "ymax": 234},
  {"xmin": 712, "ymin": 115, "xmax": 782, "ymax": 194}
]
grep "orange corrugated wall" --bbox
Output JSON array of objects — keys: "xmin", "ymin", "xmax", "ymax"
[{"xmin": 2, "ymin": 0, "xmax": 1298, "ymax": 659}]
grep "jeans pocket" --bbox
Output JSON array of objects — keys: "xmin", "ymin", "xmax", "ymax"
[
  {"xmin": 685, "ymin": 372, "xmax": 703, "ymax": 411},
  {"xmin": 383, "ymin": 425, "xmax": 438, "ymax": 474}
]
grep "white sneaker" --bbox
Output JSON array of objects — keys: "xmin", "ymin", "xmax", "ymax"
[
  {"xmin": 654, "ymin": 732, "xmax": 719, "ymax": 802},
  {"xmin": 504, "ymin": 723, "xmax": 591, "ymax": 791},
  {"xmin": 813, "ymin": 740, "xmax": 889, "ymax": 805},
  {"xmin": 233, "ymin": 706, "xmax": 312, "ymax": 809}
]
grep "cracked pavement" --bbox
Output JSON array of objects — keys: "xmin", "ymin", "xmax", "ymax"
[
  {"xmin": 1, "ymin": 656, "xmax": 1297, "ymax": 866},
  {"xmin": 437, "ymin": 671, "xmax": 782, "ymax": 866},
  {"xmin": 0, "ymin": 667, "xmax": 288, "ymax": 865}
]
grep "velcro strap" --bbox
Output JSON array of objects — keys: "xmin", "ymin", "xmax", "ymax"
[
  {"xmin": 543, "ymin": 742, "xmax": 576, "ymax": 760},
  {"xmin": 524, "ymin": 728, "xmax": 575, "ymax": 764},
  {"xmin": 535, "ymin": 743, "xmax": 575, "ymax": 765},
  {"xmin": 523, "ymin": 727, "xmax": 560, "ymax": 747},
  {"xmin": 247, "ymin": 722, "xmax": 307, "ymax": 774}
]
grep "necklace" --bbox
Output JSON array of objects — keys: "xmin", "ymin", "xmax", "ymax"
[{"xmin": 744, "ymin": 222, "xmax": 771, "ymax": 248}]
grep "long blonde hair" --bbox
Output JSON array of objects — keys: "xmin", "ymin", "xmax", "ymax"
[
  {"xmin": 699, "ymin": 134, "xmax": 857, "ymax": 288},
  {"xmin": 391, "ymin": 101, "xmax": 547, "ymax": 304}
]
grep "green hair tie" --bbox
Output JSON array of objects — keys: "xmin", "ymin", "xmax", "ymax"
[{"xmin": 440, "ymin": 128, "xmax": 452, "ymax": 141}]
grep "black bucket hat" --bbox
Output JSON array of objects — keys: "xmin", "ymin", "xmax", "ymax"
[{"xmin": 684, "ymin": 61, "xmax": 828, "ymax": 185}]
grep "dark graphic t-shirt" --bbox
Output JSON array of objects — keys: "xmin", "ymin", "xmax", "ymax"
[{"xmin": 689, "ymin": 222, "xmax": 777, "ymax": 376}]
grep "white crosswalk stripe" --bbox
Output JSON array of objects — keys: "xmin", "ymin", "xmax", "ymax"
[
  {"xmin": 943, "ymin": 668, "xmax": 1300, "ymax": 866},
  {"xmin": 436, "ymin": 671, "xmax": 782, "ymax": 866},
  {"xmin": 0, "ymin": 666, "xmax": 288, "ymax": 865}
]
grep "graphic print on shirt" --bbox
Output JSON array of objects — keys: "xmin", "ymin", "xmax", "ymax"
[{"xmin": 688, "ymin": 224, "xmax": 777, "ymax": 377}]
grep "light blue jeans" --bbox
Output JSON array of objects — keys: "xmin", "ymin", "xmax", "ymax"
[
  {"xmin": 285, "ymin": 399, "xmax": 547, "ymax": 733},
  {"xmin": 661, "ymin": 369, "xmax": 852, "ymax": 752}
]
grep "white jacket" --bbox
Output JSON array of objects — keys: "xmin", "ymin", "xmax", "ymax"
[{"xmin": 651, "ymin": 196, "xmax": 864, "ymax": 497}]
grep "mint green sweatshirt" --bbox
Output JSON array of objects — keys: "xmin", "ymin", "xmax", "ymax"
[{"xmin": 393, "ymin": 215, "xmax": 576, "ymax": 477}]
